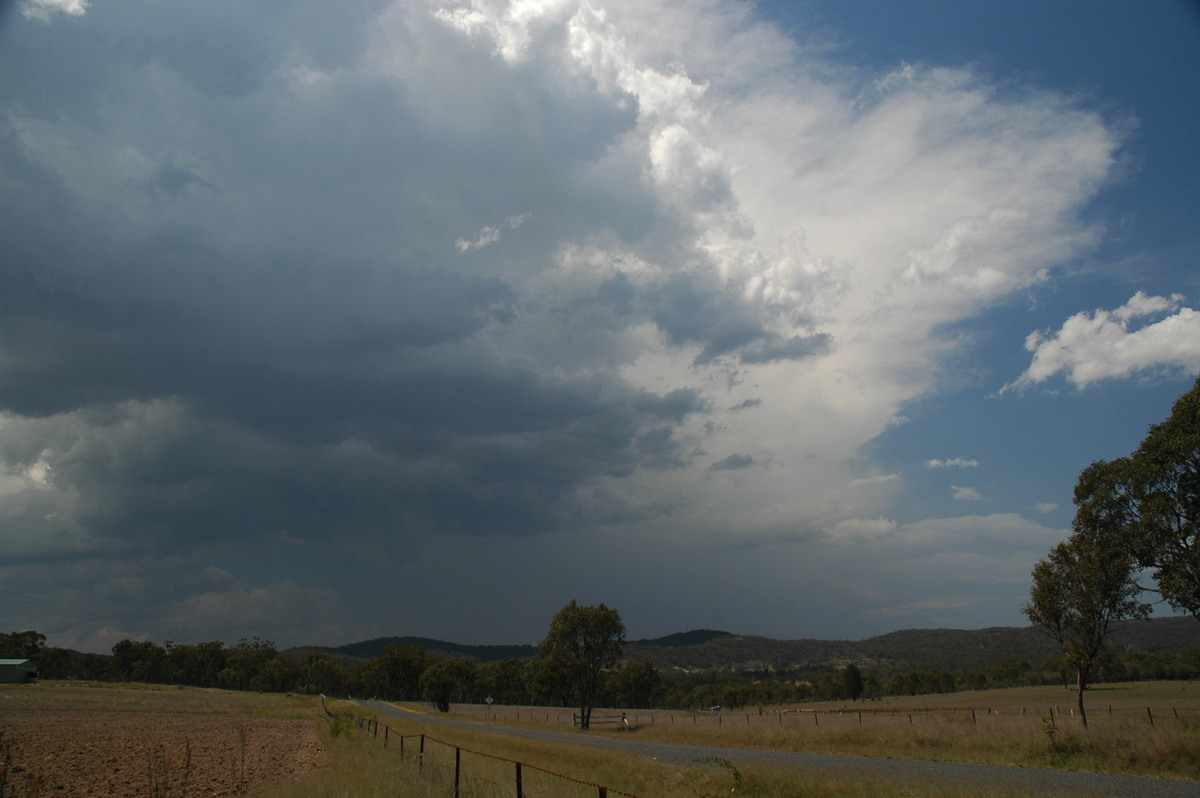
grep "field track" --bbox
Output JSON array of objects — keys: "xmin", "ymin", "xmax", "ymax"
[{"xmin": 360, "ymin": 700, "xmax": 1200, "ymax": 798}]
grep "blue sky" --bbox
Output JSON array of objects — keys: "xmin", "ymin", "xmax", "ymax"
[{"xmin": 2, "ymin": 0, "xmax": 1198, "ymax": 654}]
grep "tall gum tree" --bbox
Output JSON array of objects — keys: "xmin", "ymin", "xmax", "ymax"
[
  {"xmin": 537, "ymin": 600, "xmax": 625, "ymax": 729},
  {"xmin": 1024, "ymin": 529, "xmax": 1149, "ymax": 726},
  {"xmin": 1074, "ymin": 377, "xmax": 1200, "ymax": 619}
]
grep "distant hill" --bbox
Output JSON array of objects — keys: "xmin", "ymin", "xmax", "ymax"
[
  {"xmin": 634, "ymin": 629, "xmax": 734, "ymax": 648},
  {"xmin": 300, "ymin": 636, "xmax": 537, "ymax": 663},
  {"xmin": 291, "ymin": 616, "xmax": 1198, "ymax": 673}
]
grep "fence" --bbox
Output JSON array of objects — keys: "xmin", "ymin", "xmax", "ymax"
[
  {"xmin": 322, "ymin": 700, "xmax": 639, "ymax": 798},
  {"xmin": 449, "ymin": 702, "xmax": 1200, "ymax": 732},
  {"xmin": 572, "ymin": 713, "xmax": 627, "ymax": 727},
  {"xmin": 324, "ymin": 699, "xmax": 1199, "ymax": 794}
]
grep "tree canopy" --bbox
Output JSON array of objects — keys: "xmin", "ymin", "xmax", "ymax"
[
  {"xmin": 537, "ymin": 600, "xmax": 625, "ymax": 729},
  {"xmin": 1073, "ymin": 377, "xmax": 1200, "ymax": 619},
  {"xmin": 1018, "ymin": 380, "xmax": 1200, "ymax": 726},
  {"xmin": 1024, "ymin": 528, "xmax": 1149, "ymax": 725}
]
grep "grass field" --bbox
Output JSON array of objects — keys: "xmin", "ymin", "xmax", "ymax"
[
  {"xmin": 270, "ymin": 698, "xmax": 1004, "ymax": 798},
  {"xmin": 3, "ymin": 682, "xmax": 1197, "ymax": 797},
  {"xmin": 438, "ymin": 682, "xmax": 1200, "ymax": 781}
]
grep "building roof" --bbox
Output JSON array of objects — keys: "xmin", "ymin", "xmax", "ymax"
[{"xmin": 0, "ymin": 659, "xmax": 34, "ymax": 666}]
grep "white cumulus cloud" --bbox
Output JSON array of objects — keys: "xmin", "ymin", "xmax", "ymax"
[
  {"xmin": 1009, "ymin": 291, "xmax": 1200, "ymax": 389},
  {"xmin": 22, "ymin": 0, "xmax": 88, "ymax": 21},
  {"xmin": 927, "ymin": 457, "xmax": 980, "ymax": 469}
]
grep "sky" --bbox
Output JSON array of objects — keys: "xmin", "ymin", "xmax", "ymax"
[{"xmin": 2, "ymin": 0, "xmax": 1199, "ymax": 655}]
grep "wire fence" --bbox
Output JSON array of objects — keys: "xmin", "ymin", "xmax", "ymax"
[
  {"xmin": 449, "ymin": 702, "xmax": 1200, "ymax": 731},
  {"xmin": 323, "ymin": 700, "xmax": 639, "ymax": 798},
  {"xmin": 324, "ymin": 698, "xmax": 1199, "ymax": 795}
]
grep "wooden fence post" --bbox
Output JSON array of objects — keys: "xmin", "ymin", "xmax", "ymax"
[
  {"xmin": 419, "ymin": 735, "xmax": 425, "ymax": 772},
  {"xmin": 454, "ymin": 747, "xmax": 461, "ymax": 798},
  {"xmin": 515, "ymin": 762, "xmax": 523, "ymax": 798}
]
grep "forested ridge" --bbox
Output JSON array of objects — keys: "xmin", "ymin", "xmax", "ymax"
[
  {"xmin": 4, "ymin": 616, "xmax": 1195, "ymax": 712},
  {"xmin": 293, "ymin": 616, "xmax": 1196, "ymax": 672}
]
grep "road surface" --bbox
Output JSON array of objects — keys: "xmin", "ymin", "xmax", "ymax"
[{"xmin": 357, "ymin": 701, "xmax": 1200, "ymax": 797}]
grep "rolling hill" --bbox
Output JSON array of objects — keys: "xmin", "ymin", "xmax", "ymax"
[{"xmin": 292, "ymin": 616, "xmax": 1198, "ymax": 675}]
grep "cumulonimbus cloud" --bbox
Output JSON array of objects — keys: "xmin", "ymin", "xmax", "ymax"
[{"xmin": 0, "ymin": 0, "xmax": 1140, "ymax": 647}]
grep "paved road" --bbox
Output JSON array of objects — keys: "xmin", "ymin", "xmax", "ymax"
[{"xmin": 358, "ymin": 700, "xmax": 1200, "ymax": 797}]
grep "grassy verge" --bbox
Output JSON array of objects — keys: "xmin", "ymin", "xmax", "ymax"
[
  {"xmin": 264, "ymin": 700, "xmax": 1020, "ymax": 798},
  {"xmin": 443, "ymin": 683, "xmax": 1200, "ymax": 781}
]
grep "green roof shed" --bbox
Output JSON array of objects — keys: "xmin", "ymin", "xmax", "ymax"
[{"xmin": 0, "ymin": 659, "xmax": 39, "ymax": 684}]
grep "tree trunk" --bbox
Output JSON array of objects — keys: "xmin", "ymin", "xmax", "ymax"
[{"xmin": 1075, "ymin": 668, "xmax": 1089, "ymax": 728}]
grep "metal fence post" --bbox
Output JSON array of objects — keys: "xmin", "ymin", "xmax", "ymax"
[
  {"xmin": 515, "ymin": 762, "xmax": 523, "ymax": 798},
  {"xmin": 454, "ymin": 747, "xmax": 461, "ymax": 798}
]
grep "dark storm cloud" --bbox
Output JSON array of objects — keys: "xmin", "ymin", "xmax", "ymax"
[
  {"xmin": 595, "ymin": 271, "xmax": 830, "ymax": 366},
  {"xmin": 0, "ymin": 0, "xmax": 1147, "ymax": 652},
  {"xmin": 739, "ymin": 332, "xmax": 833, "ymax": 364},
  {"xmin": 0, "ymin": 0, "xmax": 711, "ymax": 573}
]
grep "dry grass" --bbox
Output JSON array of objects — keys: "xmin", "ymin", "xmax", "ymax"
[
  {"xmin": 444, "ymin": 682, "xmax": 1200, "ymax": 780},
  {"xmin": 277, "ymin": 699, "xmax": 1007, "ymax": 798},
  {"xmin": 5, "ymin": 682, "xmax": 1195, "ymax": 797}
]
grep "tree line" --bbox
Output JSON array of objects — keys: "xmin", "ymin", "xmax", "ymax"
[
  {"xmin": 5, "ymin": 622, "xmax": 1196, "ymax": 717},
  {"xmin": 1024, "ymin": 377, "xmax": 1200, "ymax": 727}
]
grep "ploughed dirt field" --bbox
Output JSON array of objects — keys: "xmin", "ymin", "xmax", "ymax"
[{"xmin": 0, "ymin": 685, "xmax": 326, "ymax": 797}]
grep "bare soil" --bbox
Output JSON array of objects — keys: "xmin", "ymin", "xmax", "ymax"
[{"xmin": 1, "ymin": 707, "xmax": 325, "ymax": 797}]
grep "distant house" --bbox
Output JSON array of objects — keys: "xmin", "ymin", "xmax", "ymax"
[{"xmin": 0, "ymin": 659, "xmax": 39, "ymax": 684}]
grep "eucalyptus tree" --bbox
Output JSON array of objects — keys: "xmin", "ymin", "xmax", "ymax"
[
  {"xmin": 1024, "ymin": 528, "xmax": 1149, "ymax": 726},
  {"xmin": 537, "ymin": 600, "xmax": 625, "ymax": 729},
  {"xmin": 842, "ymin": 663, "xmax": 865, "ymax": 701},
  {"xmin": 1073, "ymin": 377, "xmax": 1199, "ymax": 619},
  {"xmin": 420, "ymin": 658, "xmax": 476, "ymax": 713}
]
